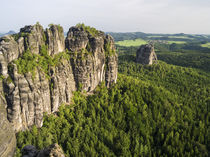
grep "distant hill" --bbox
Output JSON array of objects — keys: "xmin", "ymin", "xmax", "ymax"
[
  {"xmin": 0, "ymin": 30, "xmax": 16, "ymax": 37},
  {"xmin": 108, "ymin": 32, "xmax": 147, "ymax": 41},
  {"xmin": 108, "ymin": 32, "xmax": 210, "ymax": 42}
]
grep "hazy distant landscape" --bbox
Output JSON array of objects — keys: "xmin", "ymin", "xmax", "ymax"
[
  {"xmin": 0, "ymin": 26, "xmax": 209, "ymax": 157},
  {"xmin": 0, "ymin": 0, "xmax": 210, "ymax": 157},
  {"xmin": 0, "ymin": 30, "xmax": 16, "ymax": 37},
  {"xmin": 7, "ymin": 25, "xmax": 207, "ymax": 157}
]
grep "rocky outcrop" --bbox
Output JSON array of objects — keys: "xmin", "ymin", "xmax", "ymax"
[
  {"xmin": 4, "ymin": 66, "xmax": 51, "ymax": 131},
  {"xmin": 46, "ymin": 25, "xmax": 65, "ymax": 56},
  {"xmin": 0, "ymin": 35, "xmax": 24, "ymax": 76},
  {"xmin": 50, "ymin": 59, "xmax": 76, "ymax": 112},
  {"xmin": 22, "ymin": 144, "xmax": 65, "ymax": 157},
  {"xmin": 37, "ymin": 144, "xmax": 65, "ymax": 157},
  {"xmin": 0, "ymin": 23, "xmax": 118, "ymax": 134},
  {"xmin": 19, "ymin": 24, "xmax": 45, "ymax": 54},
  {"xmin": 0, "ymin": 80, "xmax": 16, "ymax": 157},
  {"xmin": 136, "ymin": 44, "xmax": 157, "ymax": 65},
  {"xmin": 66, "ymin": 26, "xmax": 118, "ymax": 91},
  {"xmin": 66, "ymin": 25, "xmax": 104, "ymax": 91},
  {"xmin": 104, "ymin": 35, "xmax": 118, "ymax": 87},
  {"xmin": 22, "ymin": 145, "xmax": 38, "ymax": 157},
  {"xmin": 0, "ymin": 36, "xmax": 21, "ymax": 63}
]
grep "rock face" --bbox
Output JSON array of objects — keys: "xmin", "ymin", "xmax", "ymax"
[
  {"xmin": 19, "ymin": 24, "xmax": 45, "ymax": 54},
  {"xmin": 66, "ymin": 26, "xmax": 118, "ymax": 91},
  {"xmin": 22, "ymin": 144, "xmax": 65, "ymax": 157},
  {"xmin": 4, "ymin": 66, "xmax": 51, "ymax": 131},
  {"xmin": 0, "ymin": 23, "xmax": 117, "ymax": 135},
  {"xmin": 136, "ymin": 44, "xmax": 157, "ymax": 65},
  {"xmin": 50, "ymin": 60, "xmax": 76, "ymax": 112},
  {"xmin": 46, "ymin": 25, "xmax": 65, "ymax": 56},
  {"xmin": 0, "ymin": 80, "xmax": 16, "ymax": 157}
]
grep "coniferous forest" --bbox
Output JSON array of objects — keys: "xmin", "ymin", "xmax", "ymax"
[{"xmin": 15, "ymin": 35, "xmax": 210, "ymax": 157}]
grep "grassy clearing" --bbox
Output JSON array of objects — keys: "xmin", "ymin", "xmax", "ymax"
[
  {"xmin": 116, "ymin": 38, "xmax": 147, "ymax": 47},
  {"xmin": 201, "ymin": 42, "xmax": 210, "ymax": 48},
  {"xmin": 167, "ymin": 41, "xmax": 186, "ymax": 44},
  {"xmin": 168, "ymin": 36, "xmax": 193, "ymax": 39},
  {"xmin": 147, "ymin": 36, "xmax": 163, "ymax": 38}
]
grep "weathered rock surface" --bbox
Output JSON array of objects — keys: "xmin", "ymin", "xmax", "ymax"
[
  {"xmin": 50, "ymin": 59, "xmax": 76, "ymax": 112},
  {"xmin": 136, "ymin": 44, "xmax": 157, "ymax": 65},
  {"xmin": 66, "ymin": 26, "xmax": 118, "ymax": 91},
  {"xmin": 46, "ymin": 25, "xmax": 65, "ymax": 56},
  {"xmin": 0, "ymin": 80, "xmax": 16, "ymax": 157},
  {"xmin": 19, "ymin": 24, "xmax": 45, "ymax": 54},
  {"xmin": 104, "ymin": 35, "xmax": 118, "ymax": 87},
  {"xmin": 22, "ymin": 144, "xmax": 65, "ymax": 157},
  {"xmin": 65, "ymin": 26, "xmax": 89, "ymax": 52},
  {"xmin": 0, "ymin": 36, "xmax": 20, "ymax": 63},
  {"xmin": 4, "ymin": 65, "xmax": 51, "ymax": 131},
  {"xmin": 0, "ymin": 35, "xmax": 24, "ymax": 76}
]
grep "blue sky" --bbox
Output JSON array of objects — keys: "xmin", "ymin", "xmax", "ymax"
[{"xmin": 1, "ymin": 0, "xmax": 210, "ymax": 34}]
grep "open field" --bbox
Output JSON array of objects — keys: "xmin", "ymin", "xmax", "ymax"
[
  {"xmin": 115, "ymin": 38, "xmax": 187, "ymax": 47},
  {"xmin": 116, "ymin": 38, "xmax": 147, "ymax": 47},
  {"xmin": 168, "ymin": 36, "xmax": 193, "ymax": 40},
  {"xmin": 167, "ymin": 41, "xmax": 186, "ymax": 44},
  {"xmin": 201, "ymin": 42, "xmax": 210, "ymax": 48},
  {"xmin": 147, "ymin": 36, "xmax": 163, "ymax": 38}
]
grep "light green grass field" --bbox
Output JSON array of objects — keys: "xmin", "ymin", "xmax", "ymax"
[
  {"xmin": 168, "ymin": 36, "xmax": 193, "ymax": 40},
  {"xmin": 201, "ymin": 42, "xmax": 210, "ymax": 48},
  {"xmin": 147, "ymin": 36, "xmax": 163, "ymax": 38},
  {"xmin": 167, "ymin": 41, "xmax": 186, "ymax": 44},
  {"xmin": 116, "ymin": 38, "xmax": 147, "ymax": 47}
]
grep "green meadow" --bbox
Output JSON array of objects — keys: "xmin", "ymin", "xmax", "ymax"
[
  {"xmin": 168, "ymin": 36, "xmax": 193, "ymax": 39},
  {"xmin": 116, "ymin": 38, "xmax": 147, "ymax": 47},
  {"xmin": 201, "ymin": 42, "xmax": 210, "ymax": 48},
  {"xmin": 147, "ymin": 35, "xmax": 163, "ymax": 38},
  {"xmin": 167, "ymin": 41, "xmax": 186, "ymax": 44},
  {"xmin": 115, "ymin": 38, "xmax": 187, "ymax": 47}
]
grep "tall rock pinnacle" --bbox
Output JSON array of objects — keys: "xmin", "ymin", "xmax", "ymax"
[{"xmin": 136, "ymin": 44, "xmax": 157, "ymax": 65}]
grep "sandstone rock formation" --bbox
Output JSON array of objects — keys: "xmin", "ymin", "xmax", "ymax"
[
  {"xmin": 136, "ymin": 44, "xmax": 157, "ymax": 65},
  {"xmin": 46, "ymin": 25, "xmax": 65, "ymax": 56},
  {"xmin": 0, "ymin": 23, "xmax": 117, "ymax": 156},
  {"xmin": 22, "ymin": 144, "xmax": 65, "ymax": 157},
  {"xmin": 0, "ymin": 23, "xmax": 117, "ymax": 132},
  {"xmin": 4, "ymin": 66, "xmax": 51, "ymax": 131},
  {"xmin": 19, "ymin": 24, "xmax": 46, "ymax": 54},
  {"xmin": 66, "ymin": 25, "xmax": 118, "ymax": 91}
]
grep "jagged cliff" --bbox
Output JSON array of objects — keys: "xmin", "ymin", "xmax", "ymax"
[{"xmin": 0, "ymin": 23, "xmax": 117, "ymax": 156}]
